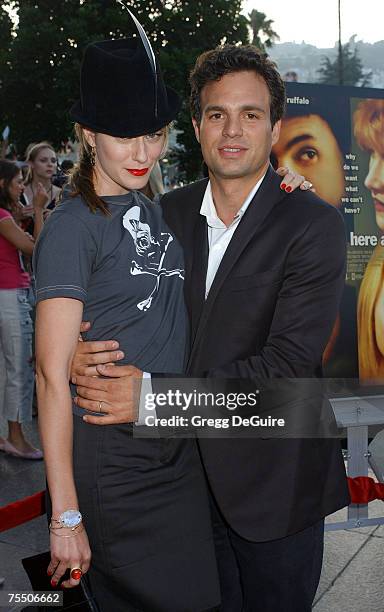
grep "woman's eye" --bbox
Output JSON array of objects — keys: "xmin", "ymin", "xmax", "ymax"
[{"xmin": 146, "ymin": 132, "xmax": 163, "ymax": 140}]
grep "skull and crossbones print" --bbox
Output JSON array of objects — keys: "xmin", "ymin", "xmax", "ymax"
[{"xmin": 123, "ymin": 206, "xmax": 184, "ymax": 311}]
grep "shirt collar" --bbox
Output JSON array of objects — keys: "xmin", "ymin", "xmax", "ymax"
[{"xmin": 200, "ymin": 173, "xmax": 266, "ymax": 229}]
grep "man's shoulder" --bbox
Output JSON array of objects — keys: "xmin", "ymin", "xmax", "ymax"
[
  {"xmin": 279, "ymin": 183, "xmax": 344, "ymax": 232},
  {"xmin": 160, "ymin": 178, "xmax": 208, "ymax": 213}
]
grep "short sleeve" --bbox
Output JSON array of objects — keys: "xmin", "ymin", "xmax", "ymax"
[
  {"xmin": 0, "ymin": 209, "xmax": 12, "ymax": 222},
  {"xmin": 33, "ymin": 208, "xmax": 97, "ymax": 304}
]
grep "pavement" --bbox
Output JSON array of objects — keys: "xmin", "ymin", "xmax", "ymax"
[{"xmin": 0, "ymin": 416, "xmax": 383, "ymax": 612}]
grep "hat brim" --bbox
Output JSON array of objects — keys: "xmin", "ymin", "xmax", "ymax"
[{"xmin": 69, "ymin": 86, "xmax": 181, "ymax": 138}]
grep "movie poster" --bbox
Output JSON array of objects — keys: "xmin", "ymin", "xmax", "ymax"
[{"xmin": 272, "ymin": 83, "xmax": 384, "ymax": 386}]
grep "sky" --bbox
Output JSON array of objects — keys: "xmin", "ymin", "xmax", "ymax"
[{"xmin": 242, "ymin": 0, "xmax": 384, "ymax": 48}]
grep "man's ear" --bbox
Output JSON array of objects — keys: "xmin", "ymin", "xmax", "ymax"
[
  {"xmin": 192, "ymin": 118, "xmax": 201, "ymax": 143},
  {"xmin": 271, "ymin": 119, "xmax": 281, "ymax": 147}
]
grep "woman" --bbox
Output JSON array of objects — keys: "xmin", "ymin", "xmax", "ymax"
[
  {"xmin": 354, "ymin": 99, "xmax": 384, "ymax": 234},
  {"xmin": 0, "ymin": 159, "xmax": 46, "ymax": 459},
  {"xmin": 34, "ymin": 30, "xmax": 223, "ymax": 612},
  {"xmin": 358, "ymin": 245, "xmax": 384, "ymax": 383},
  {"xmin": 34, "ymin": 21, "xmax": 307, "ymax": 612},
  {"xmin": 23, "ymin": 142, "xmax": 61, "ymax": 211}
]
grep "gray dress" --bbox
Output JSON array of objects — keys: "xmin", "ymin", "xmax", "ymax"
[{"xmin": 34, "ymin": 191, "xmax": 220, "ymax": 612}]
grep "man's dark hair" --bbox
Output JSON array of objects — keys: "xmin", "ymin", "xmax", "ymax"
[{"xmin": 189, "ymin": 45, "xmax": 286, "ymax": 127}]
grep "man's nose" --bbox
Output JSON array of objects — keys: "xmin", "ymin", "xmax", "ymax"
[{"xmin": 223, "ymin": 115, "xmax": 243, "ymax": 138}]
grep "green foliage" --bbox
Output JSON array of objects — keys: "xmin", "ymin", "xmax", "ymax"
[
  {"xmin": 0, "ymin": 0, "xmax": 249, "ymax": 180},
  {"xmin": 248, "ymin": 9, "xmax": 279, "ymax": 52},
  {"xmin": 318, "ymin": 42, "xmax": 372, "ymax": 87}
]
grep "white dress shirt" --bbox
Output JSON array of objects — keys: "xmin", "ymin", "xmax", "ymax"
[{"xmin": 200, "ymin": 175, "xmax": 266, "ymax": 297}]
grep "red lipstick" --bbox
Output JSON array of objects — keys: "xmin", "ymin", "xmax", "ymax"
[{"xmin": 127, "ymin": 168, "xmax": 149, "ymax": 176}]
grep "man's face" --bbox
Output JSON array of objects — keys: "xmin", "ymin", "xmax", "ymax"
[
  {"xmin": 273, "ymin": 115, "xmax": 345, "ymax": 207},
  {"xmin": 192, "ymin": 70, "xmax": 280, "ymax": 182},
  {"xmin": 365, "ymin": 150, "xmax": 384, "ymax": 233}
]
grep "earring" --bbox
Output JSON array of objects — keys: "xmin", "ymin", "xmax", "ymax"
[{"xmin": 89, "ymin": 146, "xmax": 96, "ymax": 166}]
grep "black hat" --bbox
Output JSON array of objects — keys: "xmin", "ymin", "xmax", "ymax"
[{"xmin": 70, "ymin": 15, "xmax": 181, "ymax": 137}]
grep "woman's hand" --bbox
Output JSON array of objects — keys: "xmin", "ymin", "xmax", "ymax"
[
  {"xmin": 32, "ymin": 182, "xmax": 50, "ymax": 210},
  {"xmin": 276, "ymin": 166, "xmax": 314, "ymax": 193},
  {"xmin": 48, "ymin": 527, "xmax": 91, "ymax": 589}
]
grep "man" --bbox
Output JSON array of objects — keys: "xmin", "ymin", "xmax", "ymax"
[{"xmin": 72, "ymin": 45, "xmax": 349, "ymax": 611}]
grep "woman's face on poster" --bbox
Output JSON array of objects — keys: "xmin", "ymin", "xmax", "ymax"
[
  {"xmin": 364, "ymin": 150, "xmax": 384, "ymax": 233},
  {"xmin": 273, "ymin": 114, "xmax": 345, "ymax": 207}
]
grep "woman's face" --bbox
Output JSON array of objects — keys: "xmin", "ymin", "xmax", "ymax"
[
  {"xmin": 30, "ymin": 147, "xmax": 57, "ymax": 180},
  {"xmin": 8, "ymin": 171, "xmax": 24, "ymax": 203},
  {"xmin": 88, "ymin": 130, "xmax": 166, "ymax": 196},
  {"xmin": 273, "ymin": 115, "xmax": 345, "ymax": 207},
  {"xmin": 364, "ymin": 150, "xmax": 384, "ymax": 233},
  {"xmin": 374, "ymin": 280, "xmax": 384, "ymax": 358}
]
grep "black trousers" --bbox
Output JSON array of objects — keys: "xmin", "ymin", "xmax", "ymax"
[
  {"xmin": 72, "ymin": 416, "xmax": 220, "ymax": 612},
  {"xmin": 209, "ymin": 494, "xmax": 324, "ymax": 612}
]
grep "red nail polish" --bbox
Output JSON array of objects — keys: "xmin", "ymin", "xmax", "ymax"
[
  {"xmin": 47, "ymin": 569, "xmax": 52, "ymax": 576},
  {"xmin": 285, "ymin": 186, "xmax": 292, "ymax": 193},
  {"xmin": 51, "ymin": 580, "xmax": 57, "ymax": 587},
  {"xmin": 281, "ymin": 183, "xmax": 286, "ymax": 190}
]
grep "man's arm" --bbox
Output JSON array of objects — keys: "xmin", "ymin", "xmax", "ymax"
[{"xmin": 72, "ymin": 204, "xmax": 345, "ymax": 425}]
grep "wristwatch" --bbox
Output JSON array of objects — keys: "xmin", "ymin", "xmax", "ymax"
[{"xmin": 52, "ymin": 509, "xmax": 82, "ymax": 529}]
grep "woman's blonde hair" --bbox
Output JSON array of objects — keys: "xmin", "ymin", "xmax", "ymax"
[
  {"xmin": 357, "ymin": 245, "xmax": 384, "ymax": 382},
  {"xmin": 24, "ymin": 141, "xmax": 56, "ymax": 185},
  {"xmin": 68, "ymin": 124, "xmax": 169, "ymax": 215},
  {"xmin": 354, "ymin": 99, "xmax": 384, "ymax": 157}
]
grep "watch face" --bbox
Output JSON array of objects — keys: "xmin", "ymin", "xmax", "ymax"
[{"xmin": 60, "ymin": 509, "xmax": 82, "ymax": 528}]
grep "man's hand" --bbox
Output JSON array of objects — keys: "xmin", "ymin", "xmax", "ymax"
[
  {"xmin": 72, "ymin": 365, "xmax": 142, "ymax": 425},
  {"xmin": 71, "ymin": 322, "xmax": 125, "ymax": 377}
]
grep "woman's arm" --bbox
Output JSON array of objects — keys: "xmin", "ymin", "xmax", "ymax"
[
  {"xmin": 35, "ymin": 297, "xmax": 91, "ymax": 588},
  {"xmin": 0, "ymin": 217, "xmax": 34, "ymax": 255},
  {"xmin": 31, "ymin": 183, "xmax": 49, "ymax": 239}
]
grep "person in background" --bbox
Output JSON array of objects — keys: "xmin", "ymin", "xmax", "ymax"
[
  {"xmin": 0, "ymin": 159, "xmax": 46, "ymax": 459},
  {"xmin": 23, "ymin": 142, "xmax": 61, "ymax": 211}
]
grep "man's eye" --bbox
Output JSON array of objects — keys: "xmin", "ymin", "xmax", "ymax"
[
  {"xmin": 209, "ymin": 113, "xmax": 223, "ymax": 120},
  {"xmin": 295, "ymin": 147, "xmax": 318, "ymax": 163},
  {"xmin": 246, "ymin": 113, "xmax": 258, "ymax": 119}
]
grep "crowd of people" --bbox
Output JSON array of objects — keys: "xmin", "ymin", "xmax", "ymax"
[{"xmin": 0, "ymin": 144, "xmax": 73, "ymax": 459}]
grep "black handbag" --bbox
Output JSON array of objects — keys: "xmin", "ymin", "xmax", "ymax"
[{"xmin": 21, "ymin": 551, "xmax": 100, "ymax": 612}]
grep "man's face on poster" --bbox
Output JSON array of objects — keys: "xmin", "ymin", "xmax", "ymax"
[
  {"xmin": 273, "ymin": 114, "xmax": 345, "ymax": 207},
  {"xmin": 364, "ymin": 150, "xmax": 384, "ymax": 233}
]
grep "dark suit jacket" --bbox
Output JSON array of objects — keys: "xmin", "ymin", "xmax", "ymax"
[{"xmin": 160, "ymin": 166, "xmax": 350, "ymax": 542}]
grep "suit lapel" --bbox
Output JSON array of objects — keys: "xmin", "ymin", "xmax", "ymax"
[
  {"xmin": 188, "ymin": 213, "xmax": 208, "ymax": 341},
  {"xmin": 187, "ymin": 166, "xmax": 285, "ymax": 369}
]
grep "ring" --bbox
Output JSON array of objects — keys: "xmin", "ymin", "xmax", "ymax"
[
  {"xmin": 98, "ymin": 401, "xmax": 103, "ymax": 412},
  {"xmin": 303, "ymin": 181, "xmax": 313, "ymax": 190},
  {"xmin": 70, "ymin": 567, "xmax": 83, "ymax": 581}
]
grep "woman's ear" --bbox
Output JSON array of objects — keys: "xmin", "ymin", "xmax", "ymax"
[{"xmin": 82, "ymin": 128, "xmax": 96, "ymax": 149}]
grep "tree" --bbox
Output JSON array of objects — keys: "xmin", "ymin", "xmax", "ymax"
[
  {"xmin": 248, "ymin": 9, "xmax": 279, "ymax": 52},
  {"xmin": 0, "ymin": 0, "xmax": 249, "ymax": 180},
  {"xmin": 318, "ymin": 41, "xmax": 372, "ymax": 87}
]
